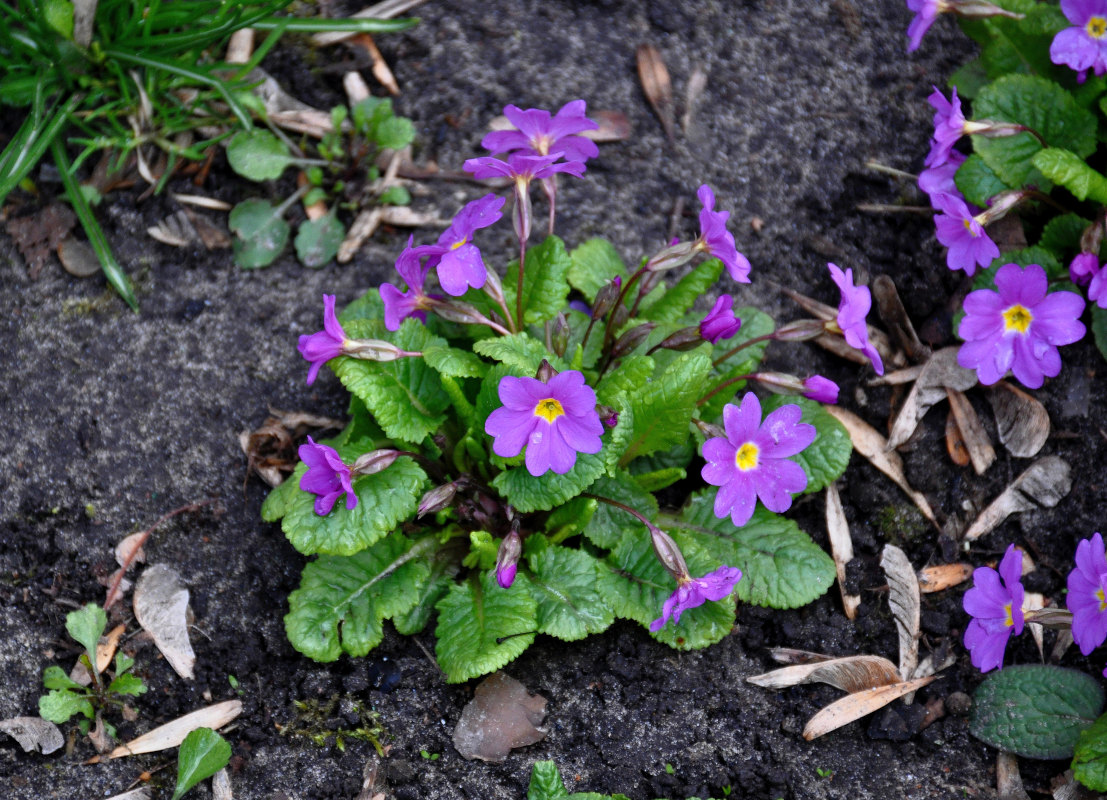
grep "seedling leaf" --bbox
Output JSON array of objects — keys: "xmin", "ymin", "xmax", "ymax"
[
  {"xmin": 226, "ymin": 130, "xmax": 293, "ymax": 181},
  {"xmin": 172, "ymin": 727, "xmax": 231, "ymax": 800},
  {"xmin": 294, "ymin": 212, "xmax": 345, "ymax": 268},
  {"xmin": 1073, "ymin": 712, "xmax": 1107, "ymax": 792},
  {"xmin": 66, "ymin": 603, "xmax": 107, "ymax": 666},
  {"xmin": 229, "ymin": 199, "xmax": 289, "ymax": 269}
]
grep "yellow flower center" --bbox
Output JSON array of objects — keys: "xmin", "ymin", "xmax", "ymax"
[
  {"xmin": 533, "ymin": 398, "xmax": 565, "ymax": 423},
  {"xmin": 1002, "ymin": 303, "xmax": 1033, "ymax": 334},
  {"xmin": 962, "ymin": 218, "xmax": 980, "ymax": 238},
  {"xmin": 534, "ymin": 134, "xmax": 552, "ymax": 155},
  {"xmin": 1088, "ymin": 16, "xmax": 1107, "ymax": 38},
  {"xmin": 1003, "ymin": 602, "xmax": 1015, "ymax": 628},
  {"xmin": 735, "ymin": 442, "xmax": 760, "ymax": 471},
  {"xmin": 1098, "ymin": 587, "xmax": 1106, "ymax": 613},
  {"xmin": 450, "ymin": 237, "xmax": 468, "ymax": 251}
]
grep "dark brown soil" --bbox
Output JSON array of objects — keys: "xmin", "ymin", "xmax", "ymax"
[{"xmin": 3, "ymin": 2, "xmax": 1103, "ymax": 798}]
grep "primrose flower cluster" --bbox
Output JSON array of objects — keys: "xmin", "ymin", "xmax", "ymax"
[{"xmin": 269, "ymin": 100, "xmax": 863, "ymax": 682}]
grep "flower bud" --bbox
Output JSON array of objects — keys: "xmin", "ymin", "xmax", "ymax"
[
  {"xmin": 350, "ymin": 449, "xmax": 402, "ymax": 476},
  {"xmin": 343, "ymin": 338, "xmax": 409, "ymax": 361},
  {"xmin": 644, "ymin": 240, "xmax": 696, "ymax": 273},
  {"xmin": 802, "ymin": 375, "xmax": 839, "ymax": 404},
  {"xmin": 647, "ymin": 524, "xmax": 690, "ymax": 582},
  {"xmin": 771, "ymin": 320, "xmax": 826, "ymax": 342},
  {"xmin": 752, "ymin": 371, "xmax": 808, "ymax": 396},
  {"xmin": 591, "ymin": 276, "xmax": 622, "ymax": 320},
  {"xmin": 495, "ymin": 530, "xmax": 523, "ymax": 589},
  {"xmin": 947, "ymin": 0, "xmax": 1023, "ymax": 20},
  {"xmin": 611, "ymin": 322, "xmax": 655, "ymax": 358},
  {"xmin": 654, "ymin": 326, "xmax": 703, "ymax": 352},
  {"xmin": 536, "ymin": 359, "xmax": 559, "ymax": 383},
  {"xmin": 551, "ymin": 312, "xmax": 570, "ymax": 358},
  {"xmin": 693, "ymin": 418, "xmax": 726, "ymax": 440},
  {"xmin": 1081, "ymin": 219, "xmax": 1104, "ymax": 256},
  {"xmin": 429, "ymin": 299, "xmax": 490, "ymax": 326},
  {"xmin": 975, "ymin": 189, "xmax": 1028, "ymax": 227},
  {"xmin": 596, "ymin": 405, "xmax": 619, "ymax": 427},
  {"xmin": 483, "ymin": 267, "xmax": 506, "ymax": 306},
  {"xmin": 418, "ymin": 482, "xmax": 458, "ymax": 517},
  {"xmin": 962, "ymin": 120, "xmax": 1027, "ymax": 139},
  {"xmin": 512, "ymin": 182, "xmax": 532, "ymax": 244}
]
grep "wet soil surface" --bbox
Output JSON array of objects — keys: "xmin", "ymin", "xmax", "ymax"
[{"xmin": 2, "ymin": 1, "xmax": 1104, "ymax": 798}]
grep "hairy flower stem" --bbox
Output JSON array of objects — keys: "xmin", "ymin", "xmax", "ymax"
[
  {"xmin": 712, "ymin": 333, "xmax": 775, "ymax": 367},
  {"xmin": 595, "ymin": 266, "xmax": 648, "ymax": 378},
  {"xmin": 516, "ymin": 238, "xmax": 527, "ymax": 330},
  {"xmin": 582, "ymin": 492, "xmax": 654, "ymax": 529},
  {"xmin": 695, "ymin": 374, "xmax": 755, "ymax": 407}
]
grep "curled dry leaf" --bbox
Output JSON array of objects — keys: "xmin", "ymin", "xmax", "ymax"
[
  {"xmin": 946, "ymin": 388, "xmax": 996, "ymax": 474},
  {"xmin": 986, "ymin": 381, "xmax": 1050, "ymax": 458},
  {"xmin": 963, "ymin": 456, "xmax": 1073, "ymax": 542},
  {"xmin": 768, "ymin": 648, "xmax": 834, "ymax": 665},
  {"xmin": 802, "ymin": 675, "xmax": 935, "ymax": 741},
  {"xmin": 997, "ymin": 751, "xmax": 1031, "ymax": 800},
  {"xmin": 89, "ymin": 711, "xmax": 113, "ymax": 754},
  {"xmin": 452, "ymin": 672, "xmax": 547, "ymax": 763},
  {"xmin": 825, "ymin": 484, "xmax": 860, "ymax": 619},
  {"xmin": 747, "ymin": 655, "xmax": 900, "ymax": 693},
  {"xmin": 917, "ymin": 563, "xmax": 972, "ymax": 593},
  {"xmin": 0, "ymin": 716, "xmax": 64, "ymax": 754},
  {"xmin": 824, "ymin": 406, "xmax": 937, "ymax": 524},
  {"xmin": 212, "ymin": 767, "xmax": 234, "ymax": 800},
  {"xmin": 1023, "ymin": 592, "xmax": 1046, "ymax": 660},
  {"xmin": 880, "ymin": 545, "xmax": 921, "ymax": 686},
  {"xmin": 240, "ymin": 409, "xmax": 345, "ymax": 488},
  {"xmin": 133, "ymin": 564, "xmax": 195, "ymax": 680},
  {"xmin": 107, "ymin": 700, "xmax": 242, "ymax": 758},
  {"xmin": 116, "ymin": 532, "xmax": 148, "ymax": 568},
  {"xmin": 636, "ymin": 43, "xmax": 675, "ymax": 144},
  {"xmin": 886, "ymin": 347, "xmax": 978, "ymax": 451},
  {"xmin": 945, "ymin": 408, "xmax": 971, "ymax": 468},
  {"xmin": 872, "ymin": 275, "xmax": 930, "ymax": 362},
  {"xmin": 6, "ymin": 203, "xmax": 76, "ymax": 278}
]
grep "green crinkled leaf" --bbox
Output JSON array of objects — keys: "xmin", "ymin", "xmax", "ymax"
[
  {"xmin": 42, "ymin": 665, "xmax": 84, "ymax": 691},
  {"xmin": 545, "ymin": 496, "xmax": 597, "ymax": 539},
  {"xmin": 503, "ymin": 235, "xmax": 572, "ymax": 325},
  {"xmin": 172, "ymin": 728, "xmax": 232, "ymax": 800},
  {"xmin": 528, "ymin": 761, "xmax": 569, "ymax": 800},
  {"xmin": 331, "ymin": 319, "xmax": 450, "ymax": 443},
  {"xmin": 1092, "ymin": 306, "xmax": 1107, "ymax": 364},
  {"xmin": 949, "ymin": 58, "xmax": 989, "ymax": 100},
  {"xmin": 1039, "ymin": 213, "xmax": 1091, "ymax": 257},
  {"xmin": 340, "ymin": 291, "xmax": 386, "ymax": 324},
  {"xmin": 226, "ymin": 130, "xmax": 293, "ymax": 181},
  {"xmin": 278, "ymin": 449, "xmax": 427, "ymax": 556},
  {"xmin": 640, "ymin": 259, "xmax": 724, "ymax": 323},
  {"xmin": 526, "ymin": 543, "xmax": 614, "ymax": 641},
  {"xmin": 473, "ymin": 332, "xmax": 566, "ymax": 374},
  {"xmin": 1033, "ymin": 148, "xmax": 1107, "ymax": 205},
  {"xmin": 1074, "ymin": 712, "xmax": 1107, "ymax": 792},
  {"xmin": 972, "ymin": 75, "xmax": 1096, "ymax": 189},
  {"xmin": 673, "ymin": 493, "xmax": 836, "ymax": 609},
  {"xmin": 353, "ymin": 96, "xmax": 415, "ymax": 150},
  {"xmin": 435, "ymin": 572, "xmax": 537, "ymax": 683},
  {"xmin": 569, "ymin": 238, "xmax": 627, "ymax": 296},
  {"xmin": 760, "ymin": 395, "xmax": 851, "ymax": 494},
  {"xmin": 618, "ymin": 349, "xmax": 711, "ymax": 466},
  {"xmin": 970, "ymin": 665, "xmax": 1104, "ymax": 759},
  {"xmin": 107, "ymin": 673, "xmax": 146, "ymax": 697},
  {"xmin": 66, "ymin": 603, "xmax": 106, "ymax": 663},
  {"xmin": 596, "ymin": 354, "xmax": 654, "ymax": 405},
  {"xmin": 294, "ymin": 212, "xmax": 344, "ymax": 268},
  {"xmin": 632, "ymin": 467, "xmax": 686, "ymax": 492},
  {"xmin": 492, "ymin": 451, "xmax": 607, "ymax": 513},
  {"xmin": 38, "ymin": 689, "xmax": 93, "ymax": 723},
  {"xmin": 598, "ymin": 528, "xmax": 735, "ymax": 649},
  {"xmin": 229, "ymin": 199, "xmax": 289, "ymax": 269},
  {"xmin": 392, "ymin": 553, "xmax": 459, "ymax": 636},
  {"xmin": 285, "ymin": 533, "xmax": 431, "ymax": 661},
  {"xmin": 582, "ymin": 471, "xmax": 659, "ymax": 549},
  {"xmin": 955, "ymin": 153, "xmax": 1011, "ymax": 208},
  {"xmin": 422, "ymin": 344, "xmax": 488, "ymax": 378}
]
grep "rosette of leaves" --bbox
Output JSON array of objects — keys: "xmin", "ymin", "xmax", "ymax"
[{"xmin": 263, "ymin": 237, "xmax": 850, "ymax": 683}]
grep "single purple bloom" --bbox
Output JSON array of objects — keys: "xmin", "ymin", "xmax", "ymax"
[
  {"xmin": 484, "ymin": 370, "xmax": 604, "ymax": 476},
  {"xmin": 380, "ymin": 237, "xmax": 436, "ymax": 330},
  {"xmin": 649, "ymin": 565, "xmax": 743, "ymax": 632},
  {"xmin": 298, "ymin": 436, "xmax": 356, "ymax": 516},
  {"xmin": 802, "ymin": 375, "xmax": 840, "ymax": 404},
  {"xmin": 1070, "ymin": 252, "xmax": 1101, "ymax": 287},
  {"xmin": 957, "ymin": 263, "xmax": 1086, "ymax": 388},
  {"xmin": 926, "ymin": 86, "xmax": 969, "ymax": 169},
  {"xmin": 298, "ymin": 294, "xmax": 348, "ymax": 386},
  {"xmin": 1051, "ymin": 0, "xmax": 1107, "ymax": 81},
  {"xmin": 700, "ymin": 295, "xmax": 743, "ymax": 343},
  {"xmin": 464, "ymin": 151, "xmax": 586, "ymax": 184},
  {"xmin": 963, "ymin": 543, "xmax": 1025, "ymax": 672},
  {"xmin": 933, "ymin": 192, "xmax": 1000, "ymax": 275},
  {"xmin": 918, "ymin": 149, "xmax": 967, "ymax": 206},
  {"xmin": 694, "ymin": 185, "xmax": 751, "ymax": 284},
  {"xmin": 906, "ymin": 0, "xmax": 944, "ymax": 52},
  {"xmin": 828, "ymin": 263, "xmax": 885, "ymax": 375},
  {"xmin": 420, "ymin": 194, "xmax": 505, "ymax": 296},
  {"xmin": 1090, "ymin": 266, "xmax": 1107, "ymax": 308},
  {"xmin": 1067, "ymin": 533, "xmax": 1107, "ymax": 656},
  {"xmin": 701, "ymin": 392, "xmax": 816, "ymax": 527},
  {"xmin": 480, "ymin": 100, "xmax": 599, "ymax": 165}
]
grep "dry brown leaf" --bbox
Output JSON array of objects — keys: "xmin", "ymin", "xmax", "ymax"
[
  {"xmin": 987, "ymin": 381, "xmax": 1050, "ymax": 458},
  {"xmin": 880, "ymin": 545, "xmax": 921, "ymax": 687},
  {"xmin": 682, "ymin": 66, "xmax": 708, "ymax": 135},
  {"xmin": 872, "ymin": 275, "xmax": 930, "ymax": 362},
  {"xmin": 169, "ymin": 193, "xmax": 233, "ymax": 211},
  {"xmin": 868, "ymin": 364, "xmax": 925, "ymax": 386},
  {"xmin": 108, "ymin": 700, "xmax": 242, "ymax": 758},
  {"xmin": 945, "ymin": 408, "xmax": 971, "ymax": 468},
  {"xmin": 802, "ymin": 676, "xmax": 935, "ymax": 740},
  {"xmin": 452, "ymin": 672, "xmax": 547, "ymax": 762},
  {"xmin": 947, "ymin": 388, "xmax": 996, "ymax": 474},
  {"xmin": 148, "ymin": 211, "xmax": 198, "ymax": 248},
  {"xmin": 57, "ymin": 236, "xmax": 102, "ymax": 278},
  {"xmin": 350, "ymin": 33, "xmax": 399, "ymax": 95},
  {"xmin": 747, "ymin": 655, "xmax": 900, "ymax": 693},
  {"xmin": 917, "ymin": 563, "xmax": 972, "ymax": 593},
  {"xmin": 134, "ymin": 564, "xmax": 195, "ymax": 680},
  {"xmin": 997, "ymin": 751, "xmax": 1031, "ymax": 800},
  {"xmin": 886, "ymin": 347, "xmax": 978, "ymax": 450},
  {"xmin": 825, "ymin": 484, "xmax": 859, "ymax": 619},
  {"xmin": 338, "ymin": 207, "xmax": 384, "ymax": 263},
  {"xmin": 963, "ymin": 456, "xmax": 1072, "ymax": 542},
  {"xmin": 636, "ymin": 44, "xmax": 675, "ymax": 144},
  {"xmin": 6, "ymin": 204, "xmax": 76, "ymax": 278},
  {"xmin": 212, "ymin": 768, "xmax": 233, "ymax": 800},
  {"xmin": 344, "ymin": 71, "xmax": 371, "ymax": 105},
  {"xmin": 89, "ymin": 712, "xmax": 113, "ymax": 753},
  {"xmin": 824, "ymin": 406, "xmax": 937, "ymax": 524},
  {"xmin": 767, "ymin": 648, "xmax": 834, "ymax": 665},
  {"xmin": 106, "ymin": 790, "xmax": 151, "ymax": 800},
  {"xmin": 183, "ymin": 208, "xmax": 231, "ymax": 250},
  {"xmin": 115, "ymin": 533, "xmax": 148, "ymax": 568},
  {"xmin": 0, "ymin": 716, "xmax": 64, "ymax": 754},
  {"xmin": 1052, "ymin": 628, "xmax": 1075, "ymax": 663},
  {"xmin": 1024, "ymin": 592, "xmax": 1046, "ymax": 659}
]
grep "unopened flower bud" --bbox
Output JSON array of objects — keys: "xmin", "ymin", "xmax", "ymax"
[
  {"xmin": 418, "ymin": 482, "xmax": 458, "ymax": 517},
  {"xmin": 1081, "ymin": 219, "xmax": 1104, "ymax": 256},
  {"xmin": 536, "ymin": 359, "xmax": 559, "ymax": 383},
  {"xmin": 645, "ymin": 240, "xmax": 697, "ymax": 273},
  {"xmin": 596, "ymin": 405, "xmax": 619, "ymax": 427},
  {"xmin": 647, "ymin": 524, "xmax": 690, "ymax": 582},
  {"xmin": 483, "ymin": 268, "xmax": 506, "ymax": 306},
  {"xmin": 962, "ymin": 120, "xmax": 1026, "ymax": 139},
  {"xmin": 610, "ymin": 303, "xmax": 630, "ymax": 330},
  {"xmin": 976, "ymin": 189, "xmax": 1028, "ymax": 227},
  {"xmin": 429, "ymin": 299, "xmax": 491, "ymax": 326},
  {"xmin": 752, "ymin": 371, "xmax": 808, "ymax": 396},
  {"xmin": 654, "ymin": 325, "xmax": 703, "ymax": 352},
  {"xmin": 495, "ymin": 530, "xmax": 523, "ymax": 589},
  {"xmin": 611, "ymin": 322, "xmax": 655, "ymax": 358},
  {"xmin": 350, "ymin": 449, "xmax": 402, "ymax": 476},
  {"xmin": 592, "ymin": 276, "xmax": 622, "ymax": 320},
  {"xmin": 551, "ymin": 313, "xmax": 570, "ymax": 358},
  {"xmin": 771, "ymin": 320, "xmax": 826, "ymax": 342},
  {"xmin": 512, "ymin": 183, "xmax": 532, "ymax": 244},
  {"xmin": 947, "ymin": 0, "xmax": 1023, "ymax": 21},
  {"xmin": 802, "ymin": 375, "xmax": 839, "ymax": 404},
  {"xmin": 343, "ymin": 338, "xmax": 410, "ymax": 361},
  {"xmin": 693, "ymin": 418, "xmax": 726, "ymax": 439}
]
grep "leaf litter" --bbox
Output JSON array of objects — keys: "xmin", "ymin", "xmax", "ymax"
[
  {"xmin": 963, "ymin": 456, "xmax": 1073, "ymax": 542},
  {"xmin": 134, "ymin": 564, "xmax": 196, "ymax": 680},
  {"xmin": 452, "ymin": 672, "xmax": 547, "ymax": 762}
]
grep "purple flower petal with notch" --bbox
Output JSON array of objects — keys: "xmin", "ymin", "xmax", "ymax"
[
  {"xmin": 1070, "ymin": 252, "xmax": 1100, "ymax": 287},
  {"xmin": 918, "ymin": 150, "xmax": 967, "ymax": 206},
  {"xmin": 906, "ymin": 0, "xmax": 942, "ymax": 52},
  {"xmin": 932, "ymin": 192, "xmax": 1000, "ymax": 275},
  {"xmin": 298, "ymin": 436, "xmax": 356, "ymax": 515},
  {"xmin": 700, "ymin": 295, "xmax": 743, "ymax": 343},
  {"xmin": 649, "ymin": 565, "xmax": 742, "ymax": 631},
  {"xmin": 1089, "ymin": 266, "xmax": 1107, "ymax": 308},
  {"xmin": 419, "ymin": 194, "xmax": 505, "ymax": 297},
  {"xmin": 1067, "ymin": 532, "xmax": 1107, "ymax": 655},
  {"xmin": 926, "ymin": 86, "xmax": 968, "ymax": 168},
  {"xmin": 1051, "ymin": 0, "xmax": 1107, "ymax": 78},
  {"xmin": 481, "ymin": 100, "xmax": 599, "ymax": 164},
  {"xmin": 464, "ymin": 152, "xmax": 586, "ymax": 183},
  {"xmin": 963, "ymin": 543, "xmax": 1024, "ymax": 672},
  {"xmin": 695, "ymin": 185, "xmax": 751, "ymax": 283},
  {"xmin": 298, "ymin": 294, "xmax": 347, "ymax": 385},
  {"xmin": 828, "ymin": 263, "xmax": 884, "ymax": 375},
  {"xmin": 380, "ymin": 237, "xmax": 435, "ymax": 330}
]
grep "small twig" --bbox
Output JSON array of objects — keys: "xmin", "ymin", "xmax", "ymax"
[
  {"xmin": 863, "ymin": 160, "xmax": 917, "ymax": 181},
  {"xmin": 855, "ymin": 204, "xmax": 933, "ymax": 215}
]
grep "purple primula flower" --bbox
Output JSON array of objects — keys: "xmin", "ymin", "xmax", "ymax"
[
  {"xmin": 933, "ymin": 192, "xmax": 1000, "ymax": 275},
  {"xmin": 1071, "ymin": 252, "xmax": 1101, "ymax": 287},
  {"xmin": 828, "ymin": 263, "xmax": 885, "ymax": 375},
  {"xmin": 649, "ymin": 565, "xmax": 743, "ymax": 631},
  {"xmin": 484, "ymin": 370, "xmax": 604, "ymax": 476},
  {"xmin": 481, "ymin": 100, "xmax": 599, "ymax": 165},
  {"xmin": 963, "ymin": 543, "xmax": 1025, "ymax": 672},
  {"xmin": 701, "ymin": 392, "xmax": 816, "ymax": 527},
  {"xmin": 380, "ymin": 237, "xmax": 436, "ymax": 330},
  {"xmin": 420, "ymin": 194, "xmax": 505, "ymax": 296},
  {"xmin": 700, "ymin": 295, "xmax": 743, "ymax": 343},
  {"xmin": 1090, "ymin": 266, "xmax": 1107, "ymax": 308},
  {"xmin": 1051, "ymin": 0, "xmax": 1107, "ymax": 81},
  {"xmin": 802, "ymin": 375, "xmax": 840, "ymax": 404},
  {"xmin": 907, "ymin": 0, "xmax": 945, "ymax": 52},
  {"xmin": 464, "ymin": 151, "xmax": 586, "ymax": 184},
  {"xmin": 926, "ymin": 86, "xmax": 970, "ymax": 168},
  {"xmin": 298, "ymin": 436, "xmax": 357, "ymax": 515},
  {"xmin": 298, "ymin": 294, "xmax": 348, "ymax": 386},
  {"xmin": 694, "ymin": 185, "xmax": 751, "ymax": 283},
  {"xmin": 495, "ymin": 530, "xmax": 523, "ymax": 589},
  {"xmin": 1067, "ymin": 533, "xmax": 1107, "ymax": 656},
  {"xmin": 918, "ymin": 149, "xmax": 968, "ymax": 207},
  {"xmin": 957, "ymin": 263, "xmax": 1086, "ymax": 388}
]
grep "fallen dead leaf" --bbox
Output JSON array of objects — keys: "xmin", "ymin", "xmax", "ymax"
[
  {"xmin": 986, "ymin": 381, "xmax": 1050, "ymax": 458},
  {"xmin": 825, "ymin": 484, "xmax": 860, "ymax": 619},
  {"xmin": 824, "ymin": 406, "xmax": 937, "ymax": 524},
  {"xmin": 802, "ymin": 676, "xmax": 935, "ymax": 740},
  {"xmin": 344, "ymin": 71, "xmax": 371, "ymax": 105},
  {"xmin": 946, "ymin": 388, "xmax": 996, "ymax": 474},
  {"xmin": 350, "ymin": 33, "xmax": 399, "ymax": 95},
  {"xmin": 682, "ymin": 65, "xmax": 708, "ymax": 135},
  {"xmin": 997, "ymin": 751, "xmax": 1031, "ymax": 800},
  {"xmin": 116, "ymin": 532, "xmax": 148, "ymax": 568},
  {"xmin": 963, "ymin": 456, "xmax": 1073, "ymax": 542},
  {"xmin": 452, "ymin": 672, "xmax": 547, "ymax": 762},
  {"xmin": 914, "ymin": 646, "xmax": 957, "ymax": 680},
  {"xmin": 767, "ymin": 648, "xmax": 834, "ymax": 665},
  {"xmin": 107, "ymin": 700, "xmax": 242, "ymax": 758},
  {"xmin": 89, "ymin": 711, "xmax": 113, "ymax": 754},
  {"xmin": 212, "ymin": 767, "xmax": 233, "ymax": 800},
  {"xmin": 945, "ymin": 408, "xmax": 971, "ymax": 468},
  {"xmin": 872, "ymin": 275, "xmax": 929, "ymax": 362},
  {"xmin": 636, "ymin": 43, "xmax": 675, "ymax": 144},
  {"xmin": 917, "ymin": 563, "xmax": 972, "ymax": 593},
  {"xmin": 886, "ymin": 347, "xmax": 978, "ymax": 450},
  {"xmin": 868, "ymin": 364, "xmax": 925, "ymax": 386},
  {"xmin": 1051, "ymin": 628, "xmax": 1075, "ymax": 663},
  {"xmin": 240, "ymin": 409, "xmax": 345, "ymax": 488},
  {"xmin": 1024, "ymin": 592, "xmax": 1046, "ymax": 659},
  {"xmin": 0, "ymin": 716, "xmax": 64, "ymax": 754},
  {"xmin": 57, "ymin": 236, "xmax": 102, "ymax": 278},
  {"xmin": 880, "ymin": 545, "xmax": 921, "ymax": 688},
  {"xmin": 106, "ymin": 789, "xmax": 151, "ymax": 800},
  {"xmin": 134, "ymin": 564, "xmax": 195, "ymax": 680},
  {"xmin": 71, "ymin": 623, "xmax": 126, "ymax": 685},
  {"xmin": 6, "ymin": 204, "xmax": 76, "ymax": 278},
  {"xmin": 747, "ymin": 655, "xmax": 900, "ymax": 693}
]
